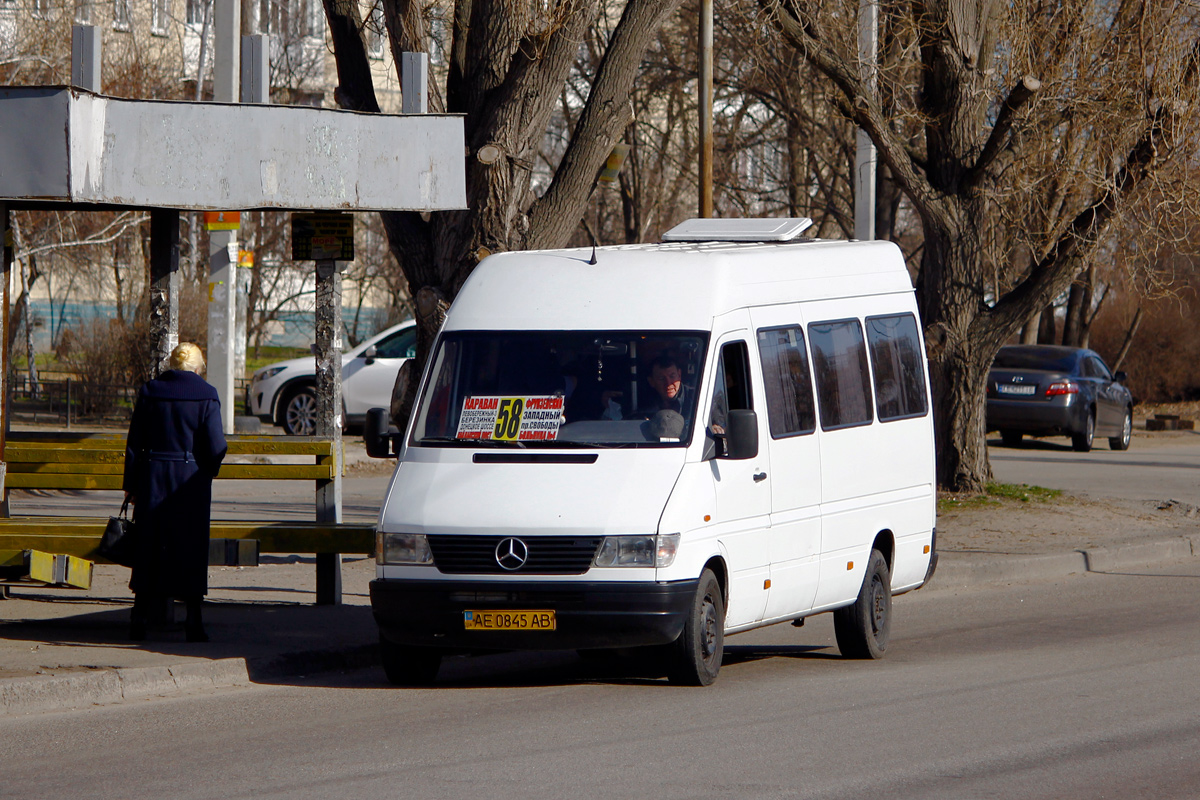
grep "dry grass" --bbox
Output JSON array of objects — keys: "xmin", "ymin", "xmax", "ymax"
[{"xmin": 1134, "ymin": 400, "xmax": 1200, "ymax": 419}]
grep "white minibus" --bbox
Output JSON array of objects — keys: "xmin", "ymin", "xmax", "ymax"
[{"xmin": 366, "ymin": 218, "xmax": 937, "ymax": 686}]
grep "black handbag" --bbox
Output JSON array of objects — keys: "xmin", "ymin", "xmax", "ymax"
[{"xmin": 99, "ymin": 497, "xmax": 138, "ymax": 568}]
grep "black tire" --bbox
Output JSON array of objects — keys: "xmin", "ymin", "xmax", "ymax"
[
  {"xmin": 1071, "ymin": 409, "xmax": 1095, "ymax": 452},
  {"xmin": 380, "ymin": 635, "xmax": 441, "ymax": 686},
  {"xmin": 666, "ymin": 568, "xmax": 724, "ymax": 686},
  {"xmin": 833, "ymin": 549, "xmax": 892, "ymax": 659},
  {"xmin": 1109, "ymin": 407, "xmax": 1132, "ymax": 451},
  {"xmin": 280, "ymin": 384, "xmax": 318, "ymax": 436},
  {"xmin": 1000, "ymin": 430, "xmax": 1022, "ymax": 448}
]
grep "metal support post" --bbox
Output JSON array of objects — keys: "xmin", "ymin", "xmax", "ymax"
[
  {"xmin": 401, "ymin": 52, "xmax": 428, "ymax": 114},
  {"xmin": 207, "ymin": 227, "xmax": 237, "ymax": 433},
  {"xmin": 149, "ymin": 209, "xmax": 180, "ymax": 377},
  {"xmin": 213, "ymin": 0, "xmax": 240, "ymax": 104},
  {"xmin": 314, "ymin": 259, "xmax": 343, "ymax": 605},
  {"xmin": 71, "ymin": 26, "xmax": 101, "ymax": 92},
  {"xmin": 0, "ymin": 203, "xmax": 10, "ymax": 513},
  {"xmin": 241, "ymin": 35, "xmax": 269, "ymax": 104}
]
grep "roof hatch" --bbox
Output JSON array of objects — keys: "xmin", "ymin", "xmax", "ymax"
[{"xmin": 661, "ymin": 217, "xmax": 814, "ymax": 243}]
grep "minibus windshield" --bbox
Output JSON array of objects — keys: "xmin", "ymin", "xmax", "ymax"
[{"xmin": 412, "ymin": 330, "xmax": 709, "ymax": 448}]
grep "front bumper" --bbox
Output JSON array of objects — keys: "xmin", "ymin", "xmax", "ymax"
[{"xmin": 370, "ymin": 578, "xmax": 698, "ymax": 651}]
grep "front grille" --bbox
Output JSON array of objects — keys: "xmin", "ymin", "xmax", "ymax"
[{"xmin": 427, "ymin": 535, "xmax": 603, "ymax": 575}]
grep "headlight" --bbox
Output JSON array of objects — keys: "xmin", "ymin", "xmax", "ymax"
[
  {"xmin": 255, "ymin": 366, "xmax": 287, "ymax": 381},
  {"xmin": 593, "ymin": 534, "xmax": 680, "ymax": 568},
  {"xmin": 376, "ymin": 532, "xmax": 434, "ymax": 565}
]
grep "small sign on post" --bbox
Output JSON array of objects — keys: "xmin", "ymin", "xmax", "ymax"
[
  {"xmin": 292, "ymin": 212, "xmax": 354, "ymax": 262},
  {"xmin": 292, "ymin": 210, "xmax": 354, "ymax": 606},
  {"xmin": 204, "ymin": 211, "xmax": 241, "ymax": 231}
]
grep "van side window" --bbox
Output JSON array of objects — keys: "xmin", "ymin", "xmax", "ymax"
[
  {"xmin": 709, "ymin": 341, "xmax": 752, "ymax": 432},
  {"xmin": 808, "ymin": 319, "xmax": 873, "ymax": 430},
  {"xmin": 756, "ymin": 326, "xmax": 816, "ymax": 437},
  {"xmin": 865, "ymin": 313, "xmax": 929, "ymax": 422}
]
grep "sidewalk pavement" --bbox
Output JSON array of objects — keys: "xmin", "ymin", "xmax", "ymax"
[{"xmin": 3, "ymin": 448, "xmax": 1199, "ymax": 716}]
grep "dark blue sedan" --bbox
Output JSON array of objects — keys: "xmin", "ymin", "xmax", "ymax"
[{"xmin": 986, "ymin": 345, "xmax": 1133, "ymax": 452}]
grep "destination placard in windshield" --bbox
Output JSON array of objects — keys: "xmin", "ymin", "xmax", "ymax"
[{"xmin": 456, "ymin": 396, "xmax": 565, "ymax": 441}]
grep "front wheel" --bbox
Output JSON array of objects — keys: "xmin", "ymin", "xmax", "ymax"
[
  {"xmin": 666, "ymin": 569, "xmax": 724, "ymax": 686},
  {"xmin": 833, "ymin": 549, "xmax": 892, "ymax": 659},
  {"xmin": 1109, "ymin": 407, "xmax": 1132, "ymax": 451},
  {"xmin": 380, "ymin": 635, "xmax": 441, "ymax": 686},
  {"xmin": 281, "ymin": 385, "xmax": 318, "ymax": 436},
  {"xmin": 1071, "ymin": 409, "xmax": 1095, "ymax": 452}
]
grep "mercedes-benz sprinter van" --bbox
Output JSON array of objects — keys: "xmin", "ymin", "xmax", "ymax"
[{"xmin": 367, "ymin": 218, "xmax": 937, "ymax": 686}]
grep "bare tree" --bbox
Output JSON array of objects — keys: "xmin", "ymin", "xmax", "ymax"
[
  {"xmin": 761, "ymin": 0, "xmax": 1200, "ymax": 490},
  {"xmin": 320, "ymin": 0, "xmax": 685, "ymax": 421}
]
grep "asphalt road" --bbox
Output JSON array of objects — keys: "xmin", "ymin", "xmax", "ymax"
[
  {"xmin": 988, "ymin": 433, "xmax": 1200, "ymax": 505},
  {"xmin": 5, "ymin": 561, "xmax": 1199, "ymax": 799}
]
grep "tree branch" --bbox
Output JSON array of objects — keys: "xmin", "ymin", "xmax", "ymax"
[
  {"xmin": 967, "ymin": 74, "xmax": 1041, "ymax": 189},
  {"xmin": 322, "ymin": 0, "xmax": 380, "ymax": 112},
  {"xmin": 527, "ymin": 0, "xmax": 685, "ymax": 250},
  {"xmin": 758, "ymin": 0, "xmax": 948, "ymax": 228}
]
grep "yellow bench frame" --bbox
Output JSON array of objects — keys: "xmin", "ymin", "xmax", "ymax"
[{"xmin": 1, "ymin": 431, "xmax": 372, "ymax": 602}]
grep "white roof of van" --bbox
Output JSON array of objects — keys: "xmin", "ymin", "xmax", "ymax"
[{"xmin": 446, "ymin": 238, "xmax": 914, "ymax": 332}]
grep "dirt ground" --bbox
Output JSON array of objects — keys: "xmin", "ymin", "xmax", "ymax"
[
  {"xmin": 937, "ymin": 491, "xmax": 1198, "ymax": 556},
  {"xmin": 937, "ymin": 401, "xmax": 1200, "ymax": 557}
]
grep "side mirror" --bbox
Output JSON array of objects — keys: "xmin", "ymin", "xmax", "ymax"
[
  {"xmin": 722, "ymin": 409, "xmax": 759, "ymax": 460},
  {"xmin": 362, "ymin": 345, "xmax": 379, "ymax": 365},
  {"xmin": 364, "ymin": 407, "xmax": 397, "ymax": 458},
  {"xmin": 1114, "ymin": 371, "xmax": 1128, "ymax": 384}
]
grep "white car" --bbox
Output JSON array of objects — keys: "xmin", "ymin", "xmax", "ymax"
[{"xmin": 247, "ymin": 320, "xmax": 417, "ymax": 435}]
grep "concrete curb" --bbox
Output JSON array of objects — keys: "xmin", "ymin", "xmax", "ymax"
[
  {"xmin": 931, "ymin": 536, "xmax": 1199, "ymax": 590},
  {"xmin": 0, "ymin": 646, "xmax": 380, "ymax": 717}
]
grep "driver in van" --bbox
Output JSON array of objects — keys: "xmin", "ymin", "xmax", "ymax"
[{"xmin": 640, "ymin": 354, "xmax": 693, "ymax": 417}]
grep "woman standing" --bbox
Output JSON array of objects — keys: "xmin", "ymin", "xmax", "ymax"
[{"xmin": 122, "ymin": 343, "xmax": 227, "ymax": 642}]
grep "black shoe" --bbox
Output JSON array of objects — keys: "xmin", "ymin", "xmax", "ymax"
[{"xmin": 185, "ymin": 624, "xmax": 209, "ymax": 643}]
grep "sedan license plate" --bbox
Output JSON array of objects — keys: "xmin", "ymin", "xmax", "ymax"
[
  {"xmin": 998, "ymin": 384, "xmax": 1036, "ymax": 395},
  {"xmin": 464, "ymin": 610, "xmax": 556, "ymax": 631}
]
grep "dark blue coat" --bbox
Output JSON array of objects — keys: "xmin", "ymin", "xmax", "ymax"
[{"xmin": 122, "ymin": 370, "xmax": 227, "ymax": 597}]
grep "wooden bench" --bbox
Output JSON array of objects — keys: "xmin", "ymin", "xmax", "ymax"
[{"xmin": 0, "ymin": 431, "xmax": 373, "ymax": 603}]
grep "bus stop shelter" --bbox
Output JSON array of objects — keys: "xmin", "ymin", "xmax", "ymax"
[{"xmin": 0, "ymin": 86, "xmax": 465, "ymax": 601}]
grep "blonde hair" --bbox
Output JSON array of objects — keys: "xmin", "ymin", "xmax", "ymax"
[{"xmin": 169, "ymin": 342, "xmax": 206, "ymax": 374}]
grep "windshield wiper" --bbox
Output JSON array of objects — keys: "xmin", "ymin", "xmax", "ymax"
[{"xmin": 417, "ymin": 436, "xmax": 525, "ymax": 448}]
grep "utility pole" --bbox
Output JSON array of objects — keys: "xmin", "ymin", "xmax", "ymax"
[
  {"xmin": 207, "ymin": 0, "xmax": 241, "ymax": 432},
  {"xmin": 854, "ymin": 0, "xmax": 878, "ymax": 241},
  {"xmin": 698, "ymin": 0, "xmax": 714, "ymax": 218}
]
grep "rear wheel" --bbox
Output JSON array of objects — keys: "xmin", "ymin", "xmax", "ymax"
[
  {"xmin": 833, "ymin": 549, "xmax": 892, "ymax": 659},
  {"xmin": 380, "ymin": 635, "xmax": 441, "ymax": 686},
  {"xmin": 281, "ymin": 384, "xmax": 317, "ymax": 436},
  {"xmin": 1071, "ymin": 409, "xmax": 1095, "ymax": 452},
  {"xmin": 1000, "ymin": 430, "xmax": 1022, "ymax": 447},
  {"xmin": 666, "ymin": 568, "xmax": 724, "ymax": 686},
  {"xmin": 1109, "ymin": 407, "xmax": 1132, "ymax": 451}
]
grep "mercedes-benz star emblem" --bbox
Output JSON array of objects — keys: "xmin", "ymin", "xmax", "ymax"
[{"xmin": 495, "ymin": 538, "xmax": 529, "ymax": 571}]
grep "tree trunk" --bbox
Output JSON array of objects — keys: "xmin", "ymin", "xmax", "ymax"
[
  {"xmin": 1111, "ymin": 307, "xmax": 1143, "ymax": 373},
  {"xmin": 1020, "ymin": 309, "xmax": 1040, "ymax": 344},
  {"xmin": 1037, "ymin": 303, "xmax": 1056, "ymax": 344},
  {"xmin": 1061, "ymin": 274, "xmax": 1086, "ymax": 346},
  {"xmin": 389, "ymin": 285, "xmax": 448, "ymax": 430},
  {"xmin": 919, "ymin": 220, "xmax": 1000, "ymax": 493}
]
